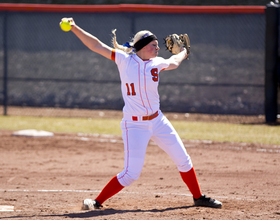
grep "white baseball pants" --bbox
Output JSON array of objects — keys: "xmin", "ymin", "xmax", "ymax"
[{"xmin": 117, "ymin": 110, "xmax": 193, "ymax": 187}]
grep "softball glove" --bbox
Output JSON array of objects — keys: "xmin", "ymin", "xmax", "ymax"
[{"xmin": 164, "ymin": 33, "xmax": 190, "ymax": 56}]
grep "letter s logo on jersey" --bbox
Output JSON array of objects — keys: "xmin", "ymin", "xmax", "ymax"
[{"xmin": 151, "ymin": 68, "xmax": 159, "ymax": 82}]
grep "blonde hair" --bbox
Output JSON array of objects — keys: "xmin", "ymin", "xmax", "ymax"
[{"xmin": 112, "ymin": 29, "xmax": 153, "ymax": 54}]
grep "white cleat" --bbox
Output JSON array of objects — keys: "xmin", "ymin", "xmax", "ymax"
[{"xmin": 82, "ymin": 199, "xmax": 103, "ymax": 210}]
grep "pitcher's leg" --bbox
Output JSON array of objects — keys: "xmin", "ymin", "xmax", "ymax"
[
  {"xmin": 151, "ymin": 114, "xmax": 222, "ymax": 208},
  {"xmin": 89, "ymin": 120, "xmax": 151, "ymax": 208},
  {"xmin": 151, "ymin": 115, "xmax": 200, "ymax": 197},
  {"xmin": 180, "ymin": 168, "xmax": 201, "ymax": 199},
  {"xmin": 95, "ymin": 175, "xmax": 124, "ymax": 205},
  {"xmin": 151, "ymin": 115, "xmax": 193, "ymax": 172},
  {"xmin": 117, "ymin": 120, "xmax": 152, "ymax": 186}
]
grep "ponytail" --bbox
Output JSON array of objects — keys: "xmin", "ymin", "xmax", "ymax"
[
  {"xmin": 112, "ymin": 29, "xmax": 134, "ymax": 54},
  {"xmin": 111, "ymin": 29, "xmax": 154, "ymax": 54}
]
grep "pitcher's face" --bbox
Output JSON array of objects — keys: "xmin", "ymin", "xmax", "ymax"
[{"xmin": 143, "ymin": 40, "xmax": 159, "ymax": 58}]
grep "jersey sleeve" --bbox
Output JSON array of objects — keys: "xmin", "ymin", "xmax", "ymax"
[
  {"xmin": 111, "ymin": 49, "xmax": 129, "ymax": 66},
  {"xmin": 154, "ymin": 57, "xmax": 170, "ymax": 72}
]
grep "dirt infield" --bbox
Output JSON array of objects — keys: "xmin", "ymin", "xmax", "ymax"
[{"xmin": 0, "ymin": 120, "xmax": 280, "ymax": 220}]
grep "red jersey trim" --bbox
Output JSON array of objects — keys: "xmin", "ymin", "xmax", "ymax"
[{"xmin": 111, "ymin": 49, "xmax": 116, "ymax": 62}]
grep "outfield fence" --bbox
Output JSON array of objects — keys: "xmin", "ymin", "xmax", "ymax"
[{"xmin": 1, "ymin": 4, "xmax": 276, "ymax": 117}]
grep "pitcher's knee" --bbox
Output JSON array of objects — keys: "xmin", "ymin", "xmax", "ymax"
[
  {"xmin": 117, "ymin": 172, "xmax": 140, "ymax": 187},
  {"xmin": 177, "ymin": 159, "xmax": 193, "ymax": 173}
]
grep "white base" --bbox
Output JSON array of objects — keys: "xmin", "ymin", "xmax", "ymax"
[
  {"xmin": 13, "ymin": 129, "xmax": 54, "ymax": 137},
  {"xmin": 0, "ymin": 205, "xmax": 14, "ymax": 211}
]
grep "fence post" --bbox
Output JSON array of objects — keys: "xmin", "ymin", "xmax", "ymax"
[
  {"xmin": 2, "ymin": 11, "xmax": 8, "ymax": 115},
  {"xmin": 265, "ymin": 3, "xmax": 279, "ymax": 123}
]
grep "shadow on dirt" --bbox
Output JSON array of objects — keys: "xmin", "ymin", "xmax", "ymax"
[{"xmin": 0, "ymin": 205, "xmax": 193, "ymax": 219}]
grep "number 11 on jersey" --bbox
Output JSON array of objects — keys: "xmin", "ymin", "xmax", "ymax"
[{"xmin": 126, "ymin": 83, "xmax": 136, "ymax": 96}]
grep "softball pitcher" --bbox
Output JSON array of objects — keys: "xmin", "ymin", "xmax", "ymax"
[{"xmin": 60, "ymin": 18, "xmax": 222, "ymax": 209}]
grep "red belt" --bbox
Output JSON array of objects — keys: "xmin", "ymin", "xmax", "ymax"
[{"xmin": 132, "ymin": 111, "xmax": 159, "ymax": 121}]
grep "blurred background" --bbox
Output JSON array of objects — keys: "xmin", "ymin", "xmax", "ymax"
[{"xmin": 0, "ymin": 1, "xmax": 278, "ymax": 117}]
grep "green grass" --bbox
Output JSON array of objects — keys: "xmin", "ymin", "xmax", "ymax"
[
  {"xmin": 0, "ymin": 116, "xmax": 122, "ymax": 135},
  {"xmin": 172, "ymin": 121, "xmax": 280, "ymax": 145},
  {"xmin": 0, "ymin": 115, "xmax": 279, "ymax": 145}
]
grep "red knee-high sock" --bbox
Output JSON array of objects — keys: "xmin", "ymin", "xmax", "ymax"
[
  {"xmin": 95, "ymin": 175, "xmax": 124, "ymax": 205},
  {"xmin": 180, "ymin": 167, "xmax": 202, "ymax": 199}
]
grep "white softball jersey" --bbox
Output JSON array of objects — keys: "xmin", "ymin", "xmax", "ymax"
[{"xmin": 112, "ymin": 49, "xmax": 169, "ymax": 117}]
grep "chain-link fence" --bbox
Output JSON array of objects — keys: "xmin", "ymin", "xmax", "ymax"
[{"xmin": 0, "ymin": 6, "xmax": 268, "ymax": 116}]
